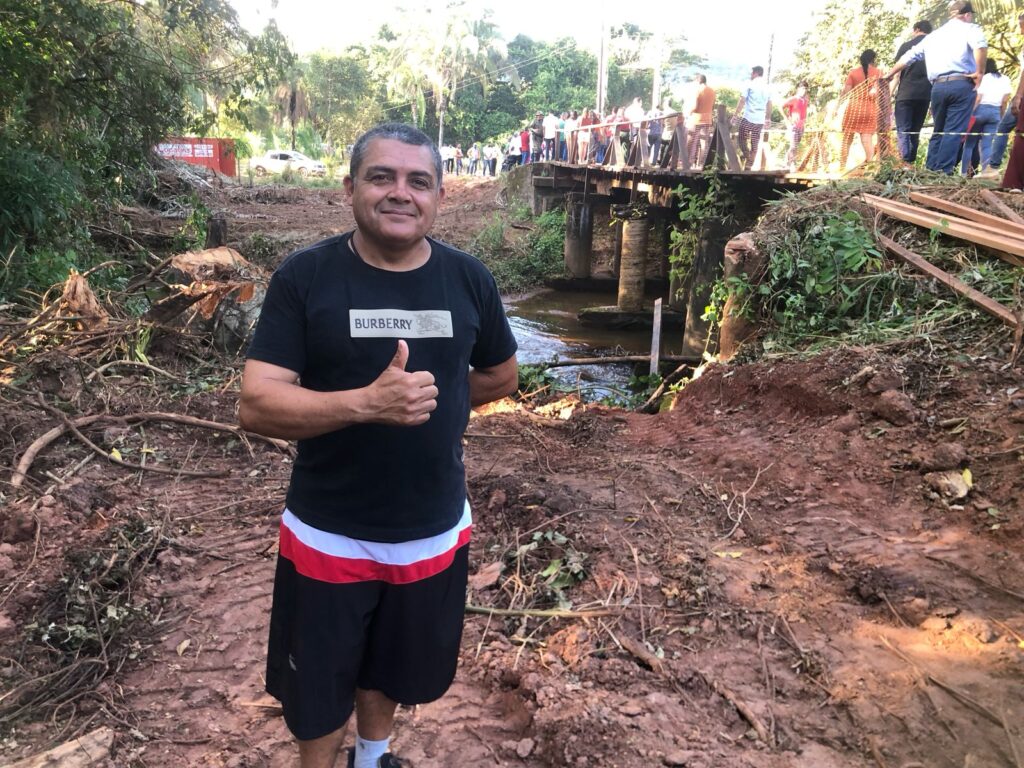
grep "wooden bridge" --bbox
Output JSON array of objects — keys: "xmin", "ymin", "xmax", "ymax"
[{"xmin": 518, "ymin": 105, "xmax": 849, "ymax": 359}]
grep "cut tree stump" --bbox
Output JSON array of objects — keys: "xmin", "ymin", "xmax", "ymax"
[{"xmin": 6, "ymin": 727, "xmax": 114, "ymax": 768}]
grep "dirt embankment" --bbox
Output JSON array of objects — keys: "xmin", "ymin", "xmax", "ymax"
[{"xmin": 1, "ymin": 178, "xmax": 1023, "ymax": 767}]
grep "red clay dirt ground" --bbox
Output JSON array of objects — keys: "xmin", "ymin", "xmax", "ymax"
[{"xmin": 1, "ymin": 178, "xmax": 1023, "ymax": 767}]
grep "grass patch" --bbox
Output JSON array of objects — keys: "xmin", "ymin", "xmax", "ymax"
[{"xmin": 472, "ymin": 209, "xmax": 568, "ymax": 295}]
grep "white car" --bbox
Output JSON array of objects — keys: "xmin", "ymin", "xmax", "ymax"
[{"xmin": 251, "ymin": 150, "xmax": 326, "ymax": 177}]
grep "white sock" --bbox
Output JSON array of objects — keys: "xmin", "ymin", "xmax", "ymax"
[{"xmin": 354, "ymin": 734, "xmax": 389, "ymax": 768}]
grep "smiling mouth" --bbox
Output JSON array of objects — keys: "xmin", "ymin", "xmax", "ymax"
[{"xmin": 381, "ymin": 210, "xmax": 414, "ymax": 217}]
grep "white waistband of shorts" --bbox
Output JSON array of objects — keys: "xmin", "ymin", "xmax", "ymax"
[{"xmin": 281, "ymin": 501, "xmax": 472, "ymax": 566}]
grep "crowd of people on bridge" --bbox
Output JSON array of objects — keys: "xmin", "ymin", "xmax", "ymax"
[{"xmin": 439, "ymin": 0, "xmax": 1024, "ymax": 189}]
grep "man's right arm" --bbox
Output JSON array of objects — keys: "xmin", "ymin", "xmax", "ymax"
[{"xmin": 239, "ymin": 341, "xmax": 438, "ymax": 440}]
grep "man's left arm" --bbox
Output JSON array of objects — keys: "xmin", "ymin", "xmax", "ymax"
[{"xmin": 470, "ymin": 354, "xmax": 518, "ymax": 407}]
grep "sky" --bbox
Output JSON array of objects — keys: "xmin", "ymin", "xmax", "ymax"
[{"xmin": 229, "ymin": 0, "xmax": 828, "ymax": 76}]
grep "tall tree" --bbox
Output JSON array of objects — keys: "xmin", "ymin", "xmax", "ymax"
[{"xmin": 385, "ymin": 2, "xmax": 510, "ymax": 146}]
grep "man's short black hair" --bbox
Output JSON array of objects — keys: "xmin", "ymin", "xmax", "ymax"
[
  {"xmin": 913, "ymin": 19, "xmax": 933, "ymax": 33},
  {"xmin": 696, "ymin": 74, "xmax": 707, "ymax": 84},
  {"xmin": 752, "ymin": 65, "xmax": 764, "ymax": 77},
  {"xmin": 349, "ymin": 123, "xmax": 443, "ymax": 186}
]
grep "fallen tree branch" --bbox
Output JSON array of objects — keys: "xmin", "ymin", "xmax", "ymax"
[
  {"xmin": 84, "ymin": 359, "xmax": 183, "ymax": 383},
  {"xmin": 34, "ymin": 397, "xmax": 229, "ymax": 480},
  {"xmin": 706, "ymin": 675, "xmax": 772, "ymax": 744},
  {"xmin": 11, "ymin": 407, "xmax": 292, "ymax": 490},
  {"xmin": 925, "ymin": 554, "xmax": 1024, "ymax": 602},
  {"xmin": 10, "ymin": 416, "xmax": 108, "ymax": 490},
  {"xmin": 465, "ymin": 604, "xmax": 617, "ymax": 619},
  {"xmin": 541, "ymin": 354, "xmax": 695, "ymax": 368}
]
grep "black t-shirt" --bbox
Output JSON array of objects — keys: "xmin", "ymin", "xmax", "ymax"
[
  {"xmin": 896, "ymin": 36, "xmax": 932, "ymax": 102},
  {"xmin": 247, "ymin": 233, "xmax": 518, "ymax": 543}
]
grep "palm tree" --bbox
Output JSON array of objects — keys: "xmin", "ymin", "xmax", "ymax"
[
  {"xmin": 386, "ymin": 3, "xmax": 509, "ymax": 146},
  {"xmin": 273, "ymin": 65, "xmax": 311, "ymax": 151}
]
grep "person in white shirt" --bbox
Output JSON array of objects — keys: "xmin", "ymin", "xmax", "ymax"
[
  {"xmin": 885, "ymin": 0, "xmax": 987, "ymax": 174},
  {"xmin": 966, "ymin": 60, "xmax": 1012, "ymax": 175},
  {"xmin": 542, "ymin": 111, "xmax": 559, "ymax": 160}
]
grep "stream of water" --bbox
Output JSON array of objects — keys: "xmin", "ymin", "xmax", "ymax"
[{"xmin": 505, "ymin": 289, "xmax": 686, "ymax": 399}]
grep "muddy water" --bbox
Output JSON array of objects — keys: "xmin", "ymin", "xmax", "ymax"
[{"xmin": 505, "ymin": 289, "xmax": 686, "ymax": 399}]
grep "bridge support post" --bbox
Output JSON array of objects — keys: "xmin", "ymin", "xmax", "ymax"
[
  {"xmin": 615, "ymin": 205, "xmax": 648, "ymax": 313},
  {"xmin": 681, "ymin": 218, "xmax": 733, "ymax": 358},
  {"xmin": 564, "ymin": 194, "xmax": 593, "ymax": 278}
]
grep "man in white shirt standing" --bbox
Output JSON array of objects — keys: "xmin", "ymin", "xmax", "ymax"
[
  {"xmin": 885, "ymin": 0, "xmax": 987, "ymax": 174},
  {"xmin": 542, "ymin": 111, "xmax": 559, "ymax": 160},
  {"xmin": 734, "ymin": 66, "xmax": 772, "ymax": 170}
]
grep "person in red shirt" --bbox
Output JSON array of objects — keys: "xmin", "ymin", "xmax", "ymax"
[
  {"xmin": 782, "ymin": 81, "xmax": 810, "ymax": 168},
  {"xmin": 519, "ymin": 128, "xmax": 530, "ymax": 165}
]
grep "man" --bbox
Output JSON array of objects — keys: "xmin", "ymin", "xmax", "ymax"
[
  {"xmin": 734, "ymin": 66, "xmax": 772, "ymax": 170},
  {"xmin": 542, "ymin": 110, "xmax": 559, "ymax": 160},
  {"xmin": 530, "ymin": 111, "xmax": 545, "ymax": 162},
  {"xmin": 646, "ymin": 102, "xmax": 665, "ymax": 164},
  {"xmin": 987, "ymin": 12, "xmax": 1024, "ymax": 177},
  {"xmin": 782, "ymin": 81, "xmax": 810, "ymax": 168},
  {"xmin": 885, "ymin": 0, "xmax": 987, "ymax": 174},
  {"xmin": 892, "ymin": 20, "xmax": 934, "ymax": 164},
  {"xmin": 239, "ymin": 123, "xmax": 519, "ymax": 768},
  {"xmin": 688, "ymin": 74, "xmax": 716, "ymax": 167}
]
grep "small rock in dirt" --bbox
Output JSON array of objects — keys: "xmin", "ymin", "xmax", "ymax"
[
  {"xmin": 934, "ymin": 605, "xmax": 960, "ymax": 618},
  {"xmin": 515, "ymin": 738, "xmax": 535, "ymax": 758},
  {"xmin": 920, "ymin": 616, "xmax": 950, "ymax": 633},
  {"xmin": 487, "ymin": 489, "xmax": 507, "ymax": 512},
  {"xmin": 0, "ymin": 513, "xmax": 35, "ymax": 544},
  {"xmin": 663, "ymin": 750, "xmax": 698, "ymax": 766},
  {"xmin": 618, "ymin": 701, "xmax": 644, "ymax": 717},
  {"xmin": 468, "ymin": 561, "xmax": 504, "ymax": 591},
  {"xmin": 832, "ymin": 413, "xmax": 860, "ymax": 434},
  {"xmin": 847, "ymin": 365, "xmax": 876, "ymax": 386},
  {"xmin": 920, "ymin": 443, "xmax": 968, "ymax": 472},
  {"xmin": 0, "ymin": 611, "xmax": 16, "ymax": 639},
  {"xmin": 544, "ymin": 492, "xmax": 574, "ymax": 514},
  {"xmin": 872, "ymin": 391, "xmax": 917, "ymax": 426},
  {"xmin": 866, "ymin": 371, "xmax": 903, "ymax": 394},
  {"xmin": 38, "ymin": 494, "xmax": 56, "ymax": 508},
  {"xmin": 924, "ymin": 471, "xmax": 970, "ymax": 500},
  {"xmin": 956, "ymin": 617, "xmax": 1000, "ymax": 644}
]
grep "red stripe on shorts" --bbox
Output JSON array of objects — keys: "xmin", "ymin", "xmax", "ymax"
[{"xmin": 279, "ymin": 522, "xmax": 473, "ymax": 585}]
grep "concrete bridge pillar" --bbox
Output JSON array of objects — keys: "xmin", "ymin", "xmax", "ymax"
[
  {"xmin": 614, "ymin": 204, "xmax": 648, "ymax": 313},
  {"xmin": 681, "ymin": 218, "xmax": 732, "ymax": 358},
  {"xmin": 564, "ymin": 194, "xmax": 594, "ymax": 278}
]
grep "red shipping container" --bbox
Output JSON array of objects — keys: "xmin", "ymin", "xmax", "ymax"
[{"xmin": 155, "ymin": 137, "xmax": 237, "ymax": 176}]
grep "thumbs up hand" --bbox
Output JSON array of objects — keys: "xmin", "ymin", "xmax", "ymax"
[{"xmin": 367, "ymin": 340, "xmax": 438, "ymax": 426}]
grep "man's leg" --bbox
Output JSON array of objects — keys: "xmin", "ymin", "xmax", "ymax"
[
  {"xmin": 894, "ymin": 100, "xmax": 913, "ymax": 162},
  {"xmin": 747, "ymin": 124, "xmax": 763, "ymax": 170},
  {"xmin": 990, "ymin": 106, "xmax": 1018, "ymax": 168},
  {"xmin": 737, "ymin": 120, "xmax": 752, "ymax": 167},
  {"xmin": 352, "ymin": 689, "xmax": 398, "ymax": 768},
  {"xmin": 299, "ymin": 727, "xmax": 348, "ymax": 768},
  {"xmin": 930, "ymin": 81, "xmax": 974, "ymax": 174},
  {"xmin": 925, "ymin": 85, "xmax": 949, "ymax": 172},
  {"xmin": 908, "ymin": 100, "xmax": 930, "ymax": 164}
]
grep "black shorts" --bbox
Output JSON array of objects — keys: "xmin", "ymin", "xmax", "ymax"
[{"xmin": 266, "ymin": 544, "xmax": 469, "ymax": 740}]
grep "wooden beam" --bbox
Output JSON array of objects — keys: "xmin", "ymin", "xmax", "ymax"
[
  {"xmin": 878, "ymin": 235, "xmax": 1019, "ymax": 329},
  {"xmin": 863, "ymin": 195, "xmax": 1024, "ymax": 267},
  {"xmin": 981, "ymin": 189, "xmax": 1024, "ymax": 226},
  {"xmin": 870, "ymin": 194, "xmax": 1024, "ymax": 245},
  {"xmin": 909, "ymin": 191, "xmax": 1024, "ymax": 239}
]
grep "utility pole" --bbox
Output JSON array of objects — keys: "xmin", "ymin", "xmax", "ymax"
[
  {"xmin": 597, "ymin": 20, "xmax": 607, "ymax": 114},
  {"xmin": 766, "ymin": 33, "xmax": 775, "ymax": 83},
  {"xmin": 651, "ymin": 29, "xmax": 662, "ymax": 108}
]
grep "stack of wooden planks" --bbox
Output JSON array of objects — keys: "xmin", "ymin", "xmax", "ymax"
[{"xmin": 861, "ymin": 191, "xmax": 1022, "ymax": 330}]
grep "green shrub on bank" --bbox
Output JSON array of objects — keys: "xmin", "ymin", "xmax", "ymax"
[{"xmin": 472, "ymin": 209, "xmax": 567, "ymax": 295}]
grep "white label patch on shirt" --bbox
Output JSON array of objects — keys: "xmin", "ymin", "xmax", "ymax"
[{"xmin": 350, "ymin": 309, "xmax": 453, "ymax": 338}]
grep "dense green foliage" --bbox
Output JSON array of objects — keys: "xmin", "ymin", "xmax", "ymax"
[
  {"xmin": 0, "ymin": 0, "xmax": 290, "ymax": 300},
  {"xmin": 471, "ymin": 209, "xmax": 568, "ymax": 295}
]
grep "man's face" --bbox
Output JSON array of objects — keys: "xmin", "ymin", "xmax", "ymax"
[
  {"xmin": 344, "ymin": 138, "xmax": 444, "ymax": 250},
  {"xmin": 797, "ymin": 86, "xmax": 807, "ymax": 98}
]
